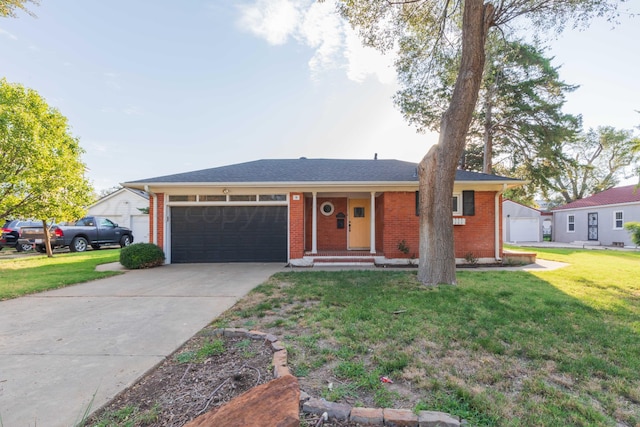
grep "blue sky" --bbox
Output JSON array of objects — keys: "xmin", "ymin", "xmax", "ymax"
[{"xmin": 1, "ymin": 1, "xmax": 638, "ymax": 192}]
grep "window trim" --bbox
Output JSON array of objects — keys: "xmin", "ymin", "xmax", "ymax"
[
  {"xmin": 613, "ymin": 210, "xmax": 624, "ymax": 230},
  {"xmin": 452, "ymin": 193, "xmax": 462, "ymax": 216},
  {"xmin": 415, "ymin": 191, "xmax": 467, "ymax": 216},
  {"xmin": 567, "ymin": 214, "xmax": 575, "ymax": 233},
  {"xmin": 166, "ymin": 193, "xmax": 287, "ymax": 205},
  {"xmin": 320, "ymin": 201, "xmax": 335, "ymax": 216}
]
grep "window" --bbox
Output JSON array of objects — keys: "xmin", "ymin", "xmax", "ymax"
[
  {"xmin": 200, "ymin": 195, "xmax": 226, "ymax": 202},
  {"xmin": 415, "ymin": 190, "xmax": 474, "ymax": 216},
  {"xmin": 567, "ymin": 215, "xmax": 575, "ymax": 232},
  {"xmin": 452, "ymin": 194, "xmax": 461, "ymax": 215},
  {"xmin": 614, "ymin": 211, "xmax": 623, "ymax": 229},
  {"xmin": 169, "ymin": 195, "xmax": 196, "ymax": 202},
  {"xmin": 99, "ymin": 218, "xmax": 115, "ymax": 227},
  {"xmin": 320, "ymin": 201, "xmax": 334, "ymax": 216},
  {"xmin": 259, "ymin": 194, "xmax": 287, "ymax": 202},
  {"xmin": 353, "ymin": 207, "xmax": 365, "ymax": 218},
  {"xmin": 229, "ymin": 195, "xmax": 256, "ymax": 202}
]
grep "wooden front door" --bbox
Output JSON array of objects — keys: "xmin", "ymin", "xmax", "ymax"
[{"xmin": 348, "ymin": 198, "xmax": 370, "ymax": 249}]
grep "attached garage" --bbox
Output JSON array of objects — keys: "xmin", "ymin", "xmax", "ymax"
[{"xmin": 170, "ymin": 206, "xmax": 288, "ymax": 263}]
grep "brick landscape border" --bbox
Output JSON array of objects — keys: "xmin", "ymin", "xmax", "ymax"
[{"xmin": 212, "ymin": 328, "xmax": 466, "ymax": 427}]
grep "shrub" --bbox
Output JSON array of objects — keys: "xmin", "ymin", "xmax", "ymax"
[
  {"xmin": 119, "ymin": 243, "xmax": 165, "ymax": 269},
  {"xmin": 624, "ymin": 222, "xmax": 640, "ymax": 246}
]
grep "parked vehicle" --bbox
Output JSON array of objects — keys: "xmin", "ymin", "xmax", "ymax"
[
  {"xmin": 19, "ymin": 216, "xmax": 134, "ymax": 253},
  {"xmin": 1, "ymin": 220, "xmax": 42, "ymax": 252}
]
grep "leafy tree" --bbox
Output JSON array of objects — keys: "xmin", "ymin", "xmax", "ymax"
[
  {"xmin": 0, "ymin": 0, "xmax": 38, "ymax": 17},
  {"xmin": 396, "ymin": 38, "xmax": 580, "ymax": 177},
  {"xmin": 624, "ymin": 222, "xmax": 640, "ymax": 246},
  {"xmin": 544, "ymin": 126, "xmax": 639, "ymax": 204},
  {"xmin": 0, "ymin": 78, "xmax": 94, "ymax": 256},
  {"xmin": 338, "ymin": 0, "xmax": 624, "ymax": 285}
]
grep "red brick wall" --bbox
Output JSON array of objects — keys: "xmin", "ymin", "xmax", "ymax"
[
  {"xmin": 380, "ymin": 191, "xmax": 499, "ymax": 259},
  {"xmin": 375, "ymin": 194, "xmax": 385, "ymax": 252},
  {"xmin": 148, "ymin": 195, "xmax": 154, "ymax": 244},
  {"xmin": 381, "ymin": 192, "xmax": 420, "ymax": 258},
  {"xmin": 452, "ymin": 191, "xmax": 497, "ymax": 259},
  {"xmin": 154, "ymin": 193, "xmax": 165, "ymax": 249},
  {"xmin": 453, "ymin": 191, "xmax": 502, "ymax": 258},
  {"xmin": 288, "ymin": 190, "xmax": 500, "ymax": 260},
  {"xmin": 289, "ymin": 192, "xmax": 305, "ymax": 259},
  {"xmin": 304, "ymin": 197, "xmax": 348, "ymax": 251}
]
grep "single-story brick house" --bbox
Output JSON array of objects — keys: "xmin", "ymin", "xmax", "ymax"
[
  {"xmin": 552, "ymin": 184, "xmax": 640, "ymax": 247},
  {"xmin": 123, "ymin": 158, "xmax": 524, "ymax": 265}
]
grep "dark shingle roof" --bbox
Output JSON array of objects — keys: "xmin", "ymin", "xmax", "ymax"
[
  {"xmin": 553, "ymin": 185, "xmax": 640, "ymax": 210},
  {"xmin": 128, "ymin": 158, "xmax": 520, "ymax": 184}
]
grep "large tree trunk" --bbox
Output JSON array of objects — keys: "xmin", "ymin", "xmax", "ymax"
[
  {"xmin": 42, "ymin": 219, "xmax": 53, "ymax": 257},
  {"xmin": 482, "ymin": 81, "xmax": 494, "ymax": 174},
  {"xmin": 417, "ymin": 0, "xmax": 494, "ymax": 286}
]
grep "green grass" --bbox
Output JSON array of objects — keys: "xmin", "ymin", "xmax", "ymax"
[
  {"xmin": 0, "ymin": 250, "xmax": 122, "ymax": 300},
  {"xmin": 85, "ymin": 404, "xmax": 159, "ymax": 426},
  {"xmin": 215, "ymin": 248, "xmax": 640, "ymax": 426},
  {"xmin": 175, "ymin": 338, "xmax": 225, "ymax": 364}
]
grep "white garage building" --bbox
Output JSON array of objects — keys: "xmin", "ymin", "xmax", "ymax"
[
  {"xmin": 87, "ymin": 188, "xmax": 149, "ymax": 244},
  {"xmin": 502, "ymin": 199, "xmax": 550, "ymax": 243}
]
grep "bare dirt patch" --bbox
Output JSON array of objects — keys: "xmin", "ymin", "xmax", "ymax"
[
  {"xmin": 85, "ymin": 332, "xmax": 274, "ymax": 427},
  {"xmin": 84, "ymin": 327, "xmax": 366, "ymax": 427}
]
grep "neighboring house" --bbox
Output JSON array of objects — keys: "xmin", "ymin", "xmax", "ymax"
[
  {"xmin": 87, "ymin": 188, "xmax": 150, "ymax": 244},
  {"xmin": 552, "ymin": 184, "xmax": 640, "ymax": 247},
  {"xmin": 502, "ymin": 199, "xmax": 552, "ymax": 243},
  {"xmin": 123, "ymin": 158, "xmax": 524, "ymax": 265}
]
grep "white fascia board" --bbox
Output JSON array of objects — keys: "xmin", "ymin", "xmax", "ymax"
[{"xmin": 124, "ymin": 179, "xmax": 525, "ymax": 193}]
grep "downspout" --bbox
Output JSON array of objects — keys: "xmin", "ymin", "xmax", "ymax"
[
  {"xmin": 144, "ymin": 185, "xmax": 158, "ymax": 245},
  {"xmin": 495, "ymin": 184, "xmax": 507, "ymax": 261}
]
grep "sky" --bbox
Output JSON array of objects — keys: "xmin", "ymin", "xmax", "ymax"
[{"xmin": 1, "ymin": 0, "xmax": 639, "ymax": 192}]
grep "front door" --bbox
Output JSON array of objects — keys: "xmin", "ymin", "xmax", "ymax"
[
  {"xmin": 348, "ymin": 198, "xmax": 370, "ymax": 249},
  {"xmin": 588, "ymin": 212, "xmax": 598, "ymax": 241}
]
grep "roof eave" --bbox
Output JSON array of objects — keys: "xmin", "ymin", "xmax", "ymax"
[{"xmin": 124, "ymin": 179, "xmax": 526, "ymax": 190}]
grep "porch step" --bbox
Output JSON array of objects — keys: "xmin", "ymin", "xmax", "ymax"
[{"xmin": 308, "ymin": 256, "xmax": 376, "ymax": 266}]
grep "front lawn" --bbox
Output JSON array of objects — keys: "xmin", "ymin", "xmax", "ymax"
[
  {"xmin": 215, "ymin": 248, "xmax": 640, "ymax": 426},
  {"xmin": 0, "ymin": 249, "xmax": 122, "ymax": 300}
]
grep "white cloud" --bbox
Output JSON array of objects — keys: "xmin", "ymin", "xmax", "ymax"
[
  {"xmin": 237, "ymin": 0, "xmax": 301, "ymax": 45},
  {"xmin": 236, "ymin": 0, "xmax": 397, "ymax": 85},
  {"xmin": 0, "ymin": 27, "xmax": 18, "ymax": 40},
  {"xmin": 343, "ymin": 27, "xmax": 396, "ymax": 85},
  {"xmin": 297, "ymin": 2, "xmax": 343, "ymax": 77}
]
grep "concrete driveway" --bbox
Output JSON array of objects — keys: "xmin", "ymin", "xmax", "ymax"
[{"xmin": 0, "ymin": 263, "xmax": 284, "ymax": 427}]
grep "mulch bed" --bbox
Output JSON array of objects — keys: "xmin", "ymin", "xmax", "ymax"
[{"xmin": 84, "ymin": 334, "xmax": 274, "ymax": 427}]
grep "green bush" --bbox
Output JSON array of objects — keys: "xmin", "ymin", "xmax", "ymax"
[
  {"xmin": 119, "ymin": 243, "xmax": 165, "ymax": 269},
  {"xmin": 624, "ymin": 222, "xmax": 640, "ymax": 246}
]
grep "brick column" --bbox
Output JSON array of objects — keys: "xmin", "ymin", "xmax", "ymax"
[{"xmin": 289, "ymin": 192, "xmax": 304, "ymax": 260}]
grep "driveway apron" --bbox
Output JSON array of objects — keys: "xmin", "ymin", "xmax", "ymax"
[{"xmin": 0, "ymin": 263, "xmax": 284, "ymax": 427}]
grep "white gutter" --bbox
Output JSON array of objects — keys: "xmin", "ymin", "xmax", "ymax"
[
  {"xmin": 495, "ymin": 184, "xmax": 507, "ymax": 261},
  {"xmin": 124, "ymin": 179, "xmax": 526, "ymax": 189},
  {"xmin": 144, "ymin": 185, "xmax": 158, "ymax": 245}
]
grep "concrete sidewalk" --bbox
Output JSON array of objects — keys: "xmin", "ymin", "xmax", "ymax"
[{"xmin": 0, "ymin": 263, "xmax": 284, "ymax": 427}]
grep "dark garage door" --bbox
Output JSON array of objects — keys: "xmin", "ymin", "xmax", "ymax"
[{"xmin": 171, "ymin": 206, "xmax": 287, "ymax": 263}]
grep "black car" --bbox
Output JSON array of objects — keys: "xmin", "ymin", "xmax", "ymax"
[{"xmin": 0, "ymin": 220, "xmax": 42, "ymax": 252}]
